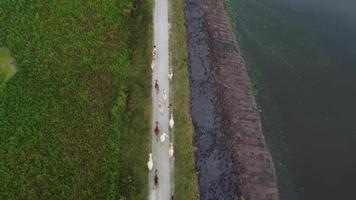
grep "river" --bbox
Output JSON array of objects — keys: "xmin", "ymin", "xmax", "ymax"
[{"xmin": 227, "ymin": 0, "xmax": 356, "ymax": 199}]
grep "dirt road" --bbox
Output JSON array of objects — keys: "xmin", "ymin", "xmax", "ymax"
[{"xmin": 149, "ymin": 0, "xmax": 172, "ymax": 199}]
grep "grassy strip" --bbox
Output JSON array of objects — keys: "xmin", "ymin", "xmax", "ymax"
[
  {"xmin": 169, "ymin": 0, "xmax": 199, "ymax": 199},
  {"xmin": 0, "ymin": 0, "xmax": 151, "ymax": 199},
  {"xmin": 113, "ymin": 0, "xmax": 153, "ymax": 199}
]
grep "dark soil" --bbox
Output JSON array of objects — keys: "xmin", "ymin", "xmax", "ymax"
[
  {"xmin": 184, "ymin": 0, "xmax": 279, "ymax": 199},
  {"xmin": 184, "ymin": 0, "xmax": 239, "ymax": 199}
]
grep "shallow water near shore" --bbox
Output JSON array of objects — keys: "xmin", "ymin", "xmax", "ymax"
[{"xmin": 228, "ymin": 0, "xmax": 356, "ymax": 199}]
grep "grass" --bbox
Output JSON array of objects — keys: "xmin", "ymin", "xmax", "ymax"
[
  {"xmin": 0, "ymin": 47, "xmax": 16, "ymax": 86},
  {"xmin": 114, "ymin": 0, "xmax": 153, "ymax": 199},
  {"xmin": 0, "ymin": 0, "xmax": 152, "ymax": 199},
  {"xmin": 169, "ymin": 0, "xmax": 199, "ymax": 199}
]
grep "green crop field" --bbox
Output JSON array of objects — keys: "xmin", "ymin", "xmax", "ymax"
[{"xmin": 0, "ymin": 0, "xmax": 152, "ymax": 199}]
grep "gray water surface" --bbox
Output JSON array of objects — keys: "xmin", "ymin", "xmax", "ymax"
[{"xmin": 228, "ymin": 0, "xmax": 356, "ymax": 199}]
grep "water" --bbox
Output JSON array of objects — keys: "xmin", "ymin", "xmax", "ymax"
[{"xmin": 227, "ymin": 0, "xmax": 356, "ymax": 199}]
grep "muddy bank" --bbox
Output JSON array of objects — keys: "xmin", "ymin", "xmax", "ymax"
[{"xmin": 184, "ymin": 0, "xmax": 279, "ymax": 199}]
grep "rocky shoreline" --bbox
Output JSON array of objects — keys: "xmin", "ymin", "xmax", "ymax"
[{"xmin": 184, "ymin": 0, "xmax": 279, "ymax": 199}]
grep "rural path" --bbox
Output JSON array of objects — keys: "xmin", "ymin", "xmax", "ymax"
[{"xmin": 149, "ymin": 0, "xmax": 173, "ymax": 199}]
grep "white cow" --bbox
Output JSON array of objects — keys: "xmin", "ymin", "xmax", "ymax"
[
  {"xmin": 163, "ymin": 89, "xmax": 168, "ymax": 103},
  {"xmin": 147, "ymin": 153, "xmax": 153, "ymax": 171},
  {"xmin": 151, "ymin": 59, "xmax": 155, "ymax": 71},
  {"xmin": 168, "ymin": 70, "xmax": 173, "ymax": 81},
  {"xmin": 158, "ymin": 100, "xmax": 164, "ymax": 115},
  {"xmin": 160, "ymin": 133, "xmax": 168, "ymax": 143},
  {"xmin": 169, "ymin": 114, "xmax": 174, "ymax": 129},
  {"xmin": 169, "ymin": 143, "xmax": 174, "ymax": 158},
  {"xmin": 152, "ymin": 46, "xmax": 157, "ymax": 57}
]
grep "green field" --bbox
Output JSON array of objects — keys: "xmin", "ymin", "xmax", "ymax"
[
  {"xmin": 169, "ymin": 0, "xmax": 199, "ymax": 199},
  {"xmin": 0, "ymin": 0, "xmax": 152, "ymax": 199}
]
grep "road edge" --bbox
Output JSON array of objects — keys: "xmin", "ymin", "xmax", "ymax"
[{"xmin": 169, "ymin": 0, "xmax": 200, "ymax": 199}]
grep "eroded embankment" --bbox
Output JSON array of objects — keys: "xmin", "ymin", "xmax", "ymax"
[
  {"xmin": 184, "ymin": 0, "xmax": 239, "ymax": 199},
  {"xmin": 184, "ymin": 0, "xmax": 279, "ymax": 199}
]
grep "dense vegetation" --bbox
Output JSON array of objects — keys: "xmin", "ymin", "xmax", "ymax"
[
  {"xmin": 169, "ymin": 0, "xmax": 199, "ymax": 199},
  {"xmin": 0, "ymin": 0, "xmax": 152, "ymax": 199}
]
